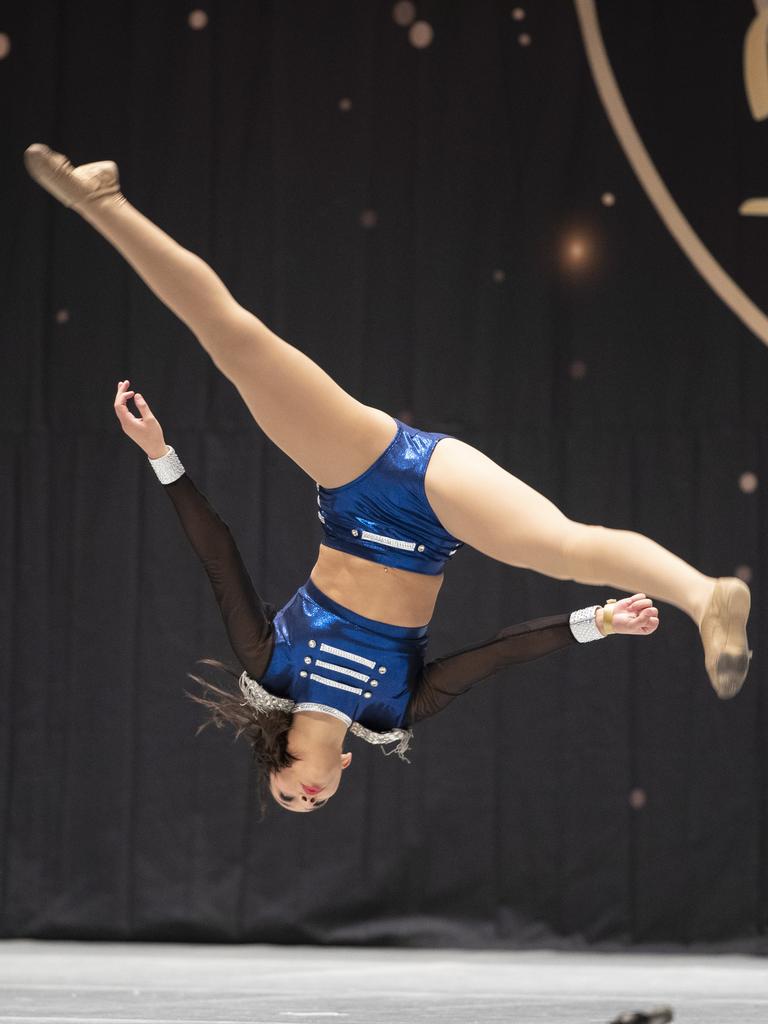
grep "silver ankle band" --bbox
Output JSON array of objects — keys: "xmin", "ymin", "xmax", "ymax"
[
  {"xmin": 148, "ymin": 445, "xmax": 185, "ymax": 485},
  {"xmin": 569, "ymin": 606, "xmax": 604, "ymax": 643}
]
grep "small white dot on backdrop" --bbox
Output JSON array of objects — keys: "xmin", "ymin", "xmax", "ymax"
[
  {"xmin": 188, "ymin": 9, "xmax": 208, "ymax": 30},
  {"xmin": 512, "ymin": 7, "xmax": 526, "ymax": 20},
  {"xmin": 601, "ymin": 192, "xmax": 616, "ymax": 207},
  {"xmin": 55, "ymin": 309, "xmax": 70, "ymax": 324},
  {"xmin": 518, "ymin": 32, "xmax": 532, "ymax": 46},
  {"xmin": 393, "ymin": 1, "xmax": 417, "ymax": 27},
  {"xmin": 629, "ymin": 788, "xmax": 647, "ymax": 810},
  {"xmin": 338, "ymin": 97, "xmax": 352, "ymax": 112},
  {"xmin": 569, "ymin": 359, "xmax": 587, "ymax": 380},
  {"xmin": 739, "ymin": 471, "xmax": 758, "ymax": 494},
  {"xmin": 492, "ymin": 269, "xmax": 506, "ymax": 283},
  {"xmin": 409, "ymin": 20, "xmax": 434, "ymax": 48},
  {"xmin": 359, "ymin": 209, "xmax": 378, "ymax": 228},
  {"xmin": 0, "ymin": 33, "xmax": 10, "ymax": 59},
  {"xmin": 736, "ymin": 565, "xmax": 753, "ymax": 584}
]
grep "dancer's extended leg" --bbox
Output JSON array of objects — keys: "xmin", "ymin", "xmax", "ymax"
[
  {"xmin": 425, "ymin": 438, "xmax": 751, "ymax": 698},
  {"xmin": 23, "ymin": 145, "xmax": 395, "ymax": 487}
]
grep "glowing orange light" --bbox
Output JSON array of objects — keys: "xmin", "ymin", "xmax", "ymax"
[
  {"xmin": 558, "ymin": 226, "xmax": 601, "ymax": 278},
  {"xmin": 562, "ymin": 235, "xmax": 591, "ymax": 269}
]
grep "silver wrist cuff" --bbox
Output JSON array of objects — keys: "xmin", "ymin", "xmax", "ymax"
[
  {"xmin": 148, "ymin": 445, "xmax": 185, "ymax": 485},
  {"xmin": 569, "ymin": 606, "xmax": 604, "ymax": 643}
]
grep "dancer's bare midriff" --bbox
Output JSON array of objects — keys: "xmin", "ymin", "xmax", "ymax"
[{"xmin": 310, "ymin": 544, "xmax": 444, "ymax": 627}]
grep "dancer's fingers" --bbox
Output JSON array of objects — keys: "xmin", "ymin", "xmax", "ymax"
[
  {"xmin": 115, "ymin": 401, "xmax": 139, "ymax": 425},
  {"xmin": 635, "ymin": 607, "xmax": 658, "ymax": 622},
  {"xmin": 114, "ymin": 388, "xmax": 136, "ymax": 413},
  {"xmin": 615, "ymin": 603, "xmax": 659, "ymax": 635},
  {"xmin": 134, "ymin": 393, "xmax": 154, "ymax": 420},
  {"xmin": 638, "ymin": 609, "xmax": 659, "ymax": 633},
  {"xmin": 115, "ymin": 380, "xmax": 134, "ymax": 402}
]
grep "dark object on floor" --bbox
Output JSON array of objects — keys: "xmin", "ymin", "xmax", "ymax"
[{"xmin": 610, "ymin": 1009, "xmax": 673, "ymax": 1024}]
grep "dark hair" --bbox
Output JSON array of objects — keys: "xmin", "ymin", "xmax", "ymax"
[{"xmin": 184, "ymin": 657, "xmax": 296, "ymax": 811}]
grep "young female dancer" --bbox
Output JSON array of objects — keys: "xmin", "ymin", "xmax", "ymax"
[{"xmin": 24, "ymin": 144, "xmax": 751, "ymax": 815}]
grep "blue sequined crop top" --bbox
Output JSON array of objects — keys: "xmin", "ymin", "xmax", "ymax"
[{"xmin": 316, "ymin": 419, "xmax": 463, "ymax": 574}]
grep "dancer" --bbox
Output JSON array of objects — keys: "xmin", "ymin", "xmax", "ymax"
[
  {"xmin": 24, "ymin": 144, "xmax": 751, "ymax": 815},
  {"xmin": 115, "ymin": 377, "xmax": 657, "ymax": 814}
]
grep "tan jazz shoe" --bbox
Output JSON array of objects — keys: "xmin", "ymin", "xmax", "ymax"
[
  {"xmin": 699, "ymin": 577, "xmax": 752, "ymax": 699},
  {"xmin": 24, "ymin": 143, "xmax": 120, "ymax": 209}
]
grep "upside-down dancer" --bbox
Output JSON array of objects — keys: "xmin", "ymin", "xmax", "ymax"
[{"xmin": 24, "ymin": 144, "xmax": 752, "ymax": 814}]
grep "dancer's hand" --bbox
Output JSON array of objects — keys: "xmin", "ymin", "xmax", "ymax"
[
  {"xmin": 113, "ymin": 380, "xmax": 168, "ymax": 459},
  {"xmin": 598, "ymin": 594, "xmax": 659, "ymax": 636}
]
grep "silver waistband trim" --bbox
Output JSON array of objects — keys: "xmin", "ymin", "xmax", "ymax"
[
  {"xmin": 314, "ymin": 659, "xmax": 370, "ymax": 682},
  {"xmin": 360, "ymin": 530, "xmax": 417, "ymax": 551},
  {"xmin": 319, "ymin": 643, "xmax": 376, "ymax": 669},
  {"xmin": 293, "ymin": 703, "xmax": 353, "ymax": 726},
  {"xmin": 309, "ymin": 673, "xmax": 364, "ymax": 695}
]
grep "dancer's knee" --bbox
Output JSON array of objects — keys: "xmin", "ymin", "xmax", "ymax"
[{"xmin": 199, "ymin": 305, "xmax": 264, "ymax": 371}]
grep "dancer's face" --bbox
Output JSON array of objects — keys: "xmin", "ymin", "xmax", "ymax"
[{"xmin": 269, "ymin": 749, "xmax": 352, "ymax": 812}]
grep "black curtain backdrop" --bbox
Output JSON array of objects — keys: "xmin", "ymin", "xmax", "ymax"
[{"xmin": 2, "ymin": 0, "xmax": 767, "ymax": 949}]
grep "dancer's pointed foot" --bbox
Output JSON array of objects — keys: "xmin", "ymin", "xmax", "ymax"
[
  {"xmin": 24, "ymin": 143, "xmax": 120, "ymax": 209},
  {"xmin": 699, "ymin": 577, "xmax": 752, "ymax": 699}
]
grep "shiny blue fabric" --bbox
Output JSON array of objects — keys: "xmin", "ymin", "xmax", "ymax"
[
  {"xmin": 259, "ymin": 578, "xmax": 428, "ymax": 731},
  {"xmin": 316, "ymin": 418, "xmax": 463, "ymax": 574}
]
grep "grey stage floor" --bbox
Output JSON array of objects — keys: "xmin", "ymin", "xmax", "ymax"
[{"xmin": 1, "ymin": 940, "xmax": 767, "ymax": 1024}]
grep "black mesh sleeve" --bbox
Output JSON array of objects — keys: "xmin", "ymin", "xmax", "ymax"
[
  {"xmin": 161, "ymin": 472, "xmax": 275, "ymax": 680},
  {"xmin": 407, "ymin": 614, "xmax": 577, "ymax": 724}
]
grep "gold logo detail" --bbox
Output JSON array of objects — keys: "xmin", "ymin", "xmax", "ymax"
[{"xmin": 575, "ymin": 0, "xmax": 768, "ymax": 347}]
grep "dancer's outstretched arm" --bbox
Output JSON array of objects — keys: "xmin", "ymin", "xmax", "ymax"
[
  {"xmin": 114, "ymin": 382, "xmax": 274, "ymax": 680},
  {"xmin": 26, "ymin": 145, "xmax": 396, "ymax": 488},
  {"xmin": 408, "ymin": 595, "xmax": 658, "ymax": 723}
]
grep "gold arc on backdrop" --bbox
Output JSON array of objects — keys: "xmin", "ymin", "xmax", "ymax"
[
  {"xmin": 574, "ymin": 0, "xmax": 768, "ymax": 347},
  {"xmin": 740, "ymin": 5, "xmax": 768, "ymax": 214}
]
